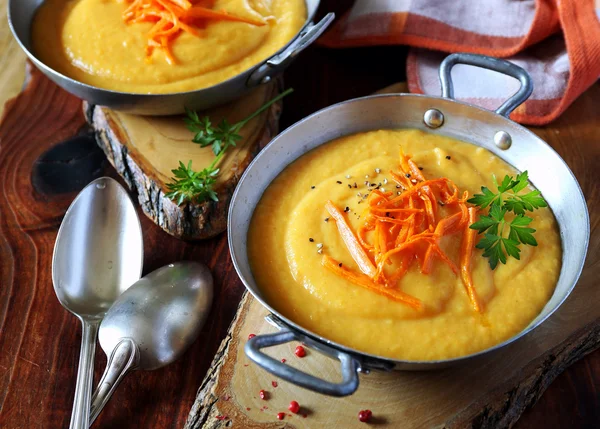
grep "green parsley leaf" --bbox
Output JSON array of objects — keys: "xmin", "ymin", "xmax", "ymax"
[
  {"xmin": 508, "ymin": 215, "xmax": 538, "ymax": 246},
  {"xmin": 468, "ymin": 171, "xmax": 547, "ymax": 269},
  {"xmin": 476, "ymin": 234, "xmax": 506, "ymax": 270},
  {"xmin": 497, "ymin": 174, "xmax": 513, "ymax": 192},
  {"xmin": 501, "ymin": 237, "xmax": 521, "ymax": 260},
  {"xmin": 469, "ymin": 215, "xmax": 498, "ymax": 234},
  {"xmin": 504, "ymin": 190, "xmax": 547, "ymax": 215},
  {"xmin": 512, "ymin": 171, "xmax": 529, "ymax": 193},
  {"xmin": 467, "ymin": 186, "xmax": 497, "ymax": 208},
  {"xmin": 165, "ymin": 161, "xmax": 219, "ymax": 206}
]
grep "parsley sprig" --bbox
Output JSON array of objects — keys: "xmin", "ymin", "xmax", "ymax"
[
  {"xmin": 184, "ymin": 87, "xmax": 294, "ymax": 156},
  {"xmin": 165, "ymin": 159, "xmax": 220, "ymax": 205},
  {"xmin": 468, "ymin": 171, "xmax": 547, "ymax": 269},
  {"xmin": 165, "ymin": 88, "xmax": 294, "ymax": 205}
]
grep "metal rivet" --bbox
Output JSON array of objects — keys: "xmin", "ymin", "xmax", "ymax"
[
  {"xmin": 494, "ymin": 131, "xmax": 512, "ymax": 150},
  {"xmin": 261, "ymin": 76, "xmax": 272, "ymax": 84},
  {"xmin": 423, "ymin": 109, "xmax": 444, "ymax": 129}
]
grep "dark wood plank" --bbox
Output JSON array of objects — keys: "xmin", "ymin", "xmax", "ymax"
[
  {"xmin": 0, "ymin": 63, "xmax": 246, "ymax": 429},
  {"xmin": 0, "ymin": 0, "xmax": 597, "ymax": 427},
  {"xmin": 516, "ymin": 349, "xmax": 600, "ymax": 429}
]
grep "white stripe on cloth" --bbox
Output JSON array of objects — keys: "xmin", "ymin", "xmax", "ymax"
[
  {"xmin": 346, "ymin": 0, "xmax": 535, "ymax": 38},
  {"xmin": 348, "ymin": 0, "xmax": 412, "ymax": 19}
]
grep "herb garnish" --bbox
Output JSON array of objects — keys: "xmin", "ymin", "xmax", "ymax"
[
  {"xmin": 165, "ymin": 88, "xmax": 294, "ymax": 205},
  {"xmin": 165, "ymin": 160, "xmax": 220, "ymax": 205},
  {"xmin": 468, "ymin": 171, "xmax": 547, "ymax": 269}
]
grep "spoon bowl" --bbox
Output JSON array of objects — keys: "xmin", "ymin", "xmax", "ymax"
[
  {"xmin": 90, "ymin": 261, "xmax": 214, "ymax": 424},
  {"xmin": 52, "ymin": 177, "xmax": 143, "ymax": 429},
  {"xmin": 53, "ymin": 178, "xmax": 144, "ymax": 317}
]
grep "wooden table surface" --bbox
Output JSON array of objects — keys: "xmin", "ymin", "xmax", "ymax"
[{"xmin": 0, "ymin": 0, "xmax": 598, "ymax": 428}]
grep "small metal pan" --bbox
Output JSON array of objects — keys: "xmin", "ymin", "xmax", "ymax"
[
  {"xmin": 228, "ymin": 53, "xmax": 590, "ymax": 396},
  {"xmin": 8, "ymin": 0, "xmax": 333, "ymax": 115}
]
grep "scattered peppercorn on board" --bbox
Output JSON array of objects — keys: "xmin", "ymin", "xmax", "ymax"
[
  {"xmin": 84, "ymin": 81, "xmax": 281, "ymax": 240},
  {"xmin": 184, "ymin": 83, "xmax": 600, "ymax": 429}
]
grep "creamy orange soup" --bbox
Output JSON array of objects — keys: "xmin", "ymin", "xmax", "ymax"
[
  {"xmin": 32, "ymin": 0, "xmax": 306, "ymax": 93},
  {"xmin": 248, "ymin": 129, "xmax": 561, "ymax": 361}
]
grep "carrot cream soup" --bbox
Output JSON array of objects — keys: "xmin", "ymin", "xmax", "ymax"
[
  {"xmin": 32, "ymin": 0, "xmax": 306, "ymax": 93},
  {"xmin": 247, "ymin": 129, "xmax": 561, "ymax": 361}
]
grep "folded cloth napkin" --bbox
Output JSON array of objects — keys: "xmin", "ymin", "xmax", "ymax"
[{"xmin": 319, "ymin": 0, "xmax": 600, "ymax": 125}]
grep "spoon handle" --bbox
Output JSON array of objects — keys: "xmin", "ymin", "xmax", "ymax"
[
  {"xmin": 89, "ymin": 338, "xmax": 139, "ymax": 425},
  {"xmin": 69, "ymin": 320, "xmax": 99, "ymax": 429}
]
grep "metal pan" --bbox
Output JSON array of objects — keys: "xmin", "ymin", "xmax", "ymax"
[
  {"xmin": 228, "ymin": 53, "xmax": 590, "ymax": 396},
  {"xmin": 8, "ymin": 0, "xmax": 333, "ymax": 115}
]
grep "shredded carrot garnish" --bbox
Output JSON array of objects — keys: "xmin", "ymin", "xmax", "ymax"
[
  {"xmin": 320, "ymin": 148, "xmax": 484, "ymax": 312},
  {"xmin": 321, "ymin": 255, "xmax": 422, "ymax": 310},
  {"xmin": 460, "ymin": 207, "xmax": 482, "ymax": 312},
  {"xmin": 120, "ymin": 0, "xmax": 266, "ymax": 64},
  {"xmin": 325, "ymin": 201, "xmax": 377, "ymax": 278}
]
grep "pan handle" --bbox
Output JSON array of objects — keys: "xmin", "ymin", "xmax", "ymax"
[
  {"xmin": 246, "ymin": 13, "xmax": 335, "ymax": 87},
  {"xmin": 439, "ymin": 53, "xmax": 534, "ymax": 118},
  {"xmin": 245, "ymin": 329, "xmax": 360, "ymax": 397}
]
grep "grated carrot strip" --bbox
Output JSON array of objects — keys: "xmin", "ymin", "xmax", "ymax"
[
  {"xmin": 120, "ymin": 0, "xmax": 264, "ymax": 63},
  {"xmin": 357, "ymin": 224, "xmax": 375, "ymax": 252},
  {"xmin": 460, "ymin": 207, "xmax": 482, "ymax": 312},
  {"xmin": 326, "ymin": 201, "xmax": 377, "ymax": 278},
  {"xmin": 322, "ymin": 255, "xmax": 422, "ymax": 310}
]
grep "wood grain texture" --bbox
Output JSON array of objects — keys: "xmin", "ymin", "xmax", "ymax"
[
  {"xmin": 84, "ymin": 82, "xmax": 281, "ymax": 240},
  {"xmin": 183, "ymin": 86, "xmax": 600, "ymax": 429},
  {"xmin": 0, "ymin": 0, "xmax": 598, "ymax": 427}
]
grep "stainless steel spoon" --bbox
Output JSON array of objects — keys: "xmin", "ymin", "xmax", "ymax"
[
  {"xmin": 52, "ymin": 177, "xmax": 144, "ymax": 429},
  {"xmin": 89, "ymin": 261, "xmax": 214, "ymax": 425}
]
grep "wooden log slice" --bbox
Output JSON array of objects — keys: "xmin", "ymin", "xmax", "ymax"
[
  {"xmin": 84, "ymin": 82, "xmax": 281, "ymax": 240},
  {"xmin": 184, "ymin": 294, "xmax": 600, "ymax": 429}
]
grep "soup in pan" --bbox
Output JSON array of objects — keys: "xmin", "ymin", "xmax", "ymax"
[
  {"xmin": 32, "ymin": 0, "xmax": 306, "ymax": 93},
  {"xmin": 248, "ymin": 129, "xmax": 561, "ymax": 361}
]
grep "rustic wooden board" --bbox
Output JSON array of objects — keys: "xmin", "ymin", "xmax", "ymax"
[
  {"xmin": 85, "ymin": 82, "xmax": 281, "ymax": 240},
  {"xmin": 184, "ymin": 83, "xmax": 600, "ymax": 429}
]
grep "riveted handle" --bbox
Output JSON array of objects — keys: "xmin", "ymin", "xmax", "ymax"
[
  {"xmin": 245, "ymin": 330, "xmax": 360, "ymax": 397},
  {"xmin": 247, "ymin": 13, "xmax": 335, "ymax": 87},
  {"xmin": 439, "ymin": 53, "xmax": 533, "ymax": 118}
]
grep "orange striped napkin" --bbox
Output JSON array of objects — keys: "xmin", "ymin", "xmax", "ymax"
[{"xmin": 320, "ymin": 0, "xmax": 600, "ymax": 125}]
